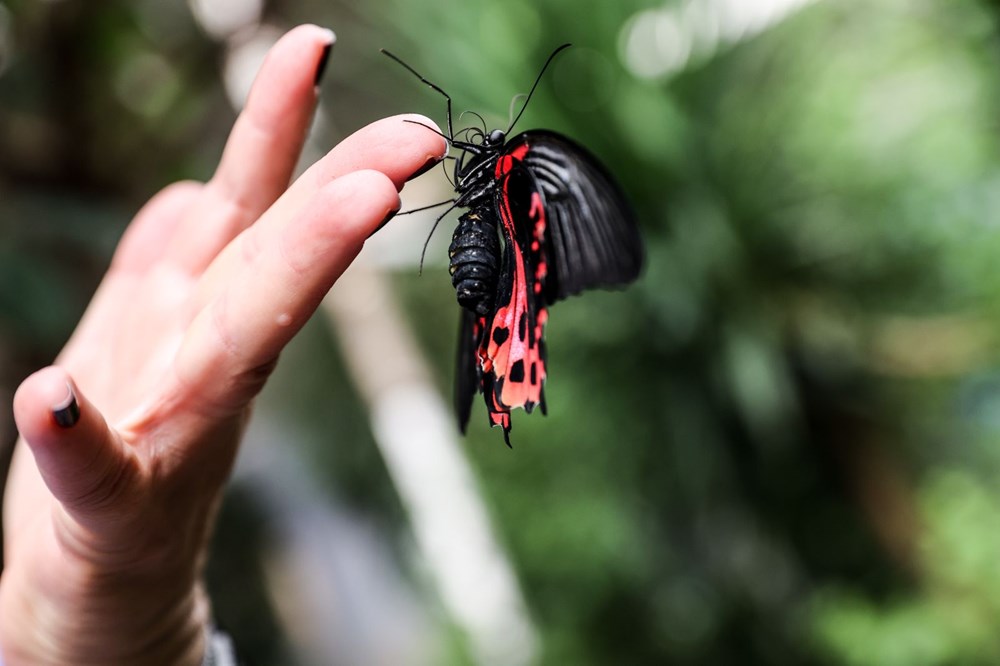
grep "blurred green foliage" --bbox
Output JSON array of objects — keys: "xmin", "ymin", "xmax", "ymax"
[
  {"xmin": 813, "ymin": 470, "xmax": 1000, "ymax": 666},
  {"xmin": 376, "ymin": 1, "xmax": 1000, "ymax": 664},
  {"xmin": 6, "ymin": 0, "xmax": 1000, "ymax": 664}
]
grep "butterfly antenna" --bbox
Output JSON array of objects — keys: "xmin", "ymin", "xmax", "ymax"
[
  {"xmin": 403, "ymin": 119, "xmax": 453, "ymax": 143},
  {"xmin": 460, "ymin": 110, "xmax": 489, "ymax": 135},
  {"xmin": 507, "ymin": 93, "xmax": 527, "ymax": 129},
  {"xmin": 382, "ymin": 49, "xmax": 455, "ymax": 140},
  {"xmin": 396, "ymin": 199, "xmax": 456, "ymax": 216},
  {"xmin": 506, "ymin": 43, "xmax": 572, "ymax": 133},
  {"xmin": 418, "ymin": 202, "xmax": 461, "ymax": 275},
  {"xmin": 442, "ymin": 159, "xmax": 455, "ymax": 188}
]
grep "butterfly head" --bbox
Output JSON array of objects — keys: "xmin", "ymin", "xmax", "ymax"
[{"xmin": 486, "ymin": 129, "xmax": 506, "ymax": 147}]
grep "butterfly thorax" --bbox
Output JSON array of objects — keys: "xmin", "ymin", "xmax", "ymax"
[{"xmin": 452, "ymin": 130, "xmax": 507, "ymax": 208}]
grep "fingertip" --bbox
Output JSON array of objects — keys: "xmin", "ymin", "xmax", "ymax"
[
  {"xmin": 319, "ymin": 168, "xmax": 400, "ymax": 233},
  {"xmin": 344, "ymin": 168, "xmax": 401, "ymax": 202},
  {"xmin": 400, "ymin": 115, "xmax": 448, "ymax": 187},
  {"xmin": 281, "ymin": 170, "xmax": 399, "ymax": 273},
  {"xmin": 396, "ymin": 114, "xmax": 449, "ymax": 184},
  {"xmin": 13, "ymin": 367, "xmax": 78, "ymax": 445},
  {"xmin": 266, "ymin": 24, "xmax": 337, "ymax": 67},
  {"xmin": 355, "ymin": 115, "xmax": 448, "ymax": 190},
  {"xmin": 284, "ymin": 23, "xmax": 336, "ymax": 47},
  {"xmin": 244, "ymin": 24, "xmax": 337, "ymax": 116},
  {"xmin": 13, "ymin": 367, "xmax": 133, "ymax": 516},
  {"xmin": 279, "ymin": 25, "xmax": 336, "ymax": 87},
  {"xmin": 396, "ymin": 113, "xmax": 449, "ymax": 157}
]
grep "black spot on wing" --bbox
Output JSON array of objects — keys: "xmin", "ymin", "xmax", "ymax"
[{"xmin": 510, "ymin": 360, "xmax": 525, "ymax": 383}]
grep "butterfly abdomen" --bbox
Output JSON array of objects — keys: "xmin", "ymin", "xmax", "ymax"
[{"xmin": 448, "ymin": 209, "xmax": 501, "ymax": 317}]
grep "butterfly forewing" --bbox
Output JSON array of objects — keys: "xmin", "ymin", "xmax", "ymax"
[{"xmin": 508, "ymin": 130, "xmax": 643, "ymax": 304}]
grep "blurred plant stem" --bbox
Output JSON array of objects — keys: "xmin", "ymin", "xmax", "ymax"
[{"xmin": 322, "ymin": 262, "xmax": 538, "ymax": 666}]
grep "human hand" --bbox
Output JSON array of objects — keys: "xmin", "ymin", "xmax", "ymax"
[{"xmin": 0, "ymin": 24, "xmax": 446, "ymax": 665}]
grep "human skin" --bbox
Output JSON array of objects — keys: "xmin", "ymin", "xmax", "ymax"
[{"xmin": 0, "ymin": 24, "xmax": 447, "ymax": 665}]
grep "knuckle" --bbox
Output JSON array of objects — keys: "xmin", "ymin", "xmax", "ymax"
[
  {"xmin": 66, "ymin": 449, "xmax": 137, "ymax": 515},
  {"xmin": 239, "ymin": 225, "xmax": 263, "ymax": 267}
]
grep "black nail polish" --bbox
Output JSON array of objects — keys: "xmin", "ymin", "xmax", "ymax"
[
  {"xmin": 368, "ymin": 208, "xmax": 401, "ymax": 239},
  {"xmin": 410, "ymin": 156, "xmax": 443, "ymax": 180},
  {"xmin": 52, "ymin": 383, "xmax": 80, "ymax": 429},
  {"xmin": 314, "ymin": 42, "xmax": 333, "ymax": 87}
]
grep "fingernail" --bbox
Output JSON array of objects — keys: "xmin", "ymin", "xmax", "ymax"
[
  {"xmin": 314, "ymin": 40, "xmax": 334, "ymax": 87},
  {"xmin": 368, "ymin": 207, "xmax": 401, "ymax": 239},
  {"xmin": 410, "ymin": 155, "xmax": 444, "ymax": 180},
  {"xmin": 52, "ymin": 382, "xmax": 80, "ymax": 429}
]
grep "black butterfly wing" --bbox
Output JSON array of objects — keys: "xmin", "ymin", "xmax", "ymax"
[
  {"xmin": 455, "ymin": 308, "xmax": 480, "ymax": 434},
  {"xmin": 507, "ymin": 130, "xmax": 643, "ymax": 304}
]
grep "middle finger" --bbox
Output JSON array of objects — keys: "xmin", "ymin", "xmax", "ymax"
[{"xmin": 193, "ymin": 113, "xmax": 448, "ymax": 308}]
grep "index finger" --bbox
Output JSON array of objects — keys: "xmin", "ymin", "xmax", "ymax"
[{"xmin": 194, "ymin": 113, "xmax": 448, "ymax": 307}]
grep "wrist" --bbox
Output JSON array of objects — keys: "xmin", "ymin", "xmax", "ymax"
[{"xmin": 0, "ymin": 563, "xmax": 210, "ymax": 666}]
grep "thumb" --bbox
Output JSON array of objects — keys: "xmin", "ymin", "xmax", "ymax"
[{"xmin": 13, "ymin": 367, "xmax": 136, "ymax": 518}]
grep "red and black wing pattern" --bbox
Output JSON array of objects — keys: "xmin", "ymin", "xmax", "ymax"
[
  {"xmin": 514, "ymin": 130, "xmax": 643, "ymax": 303},
  {"xmin": 458, "ymin": 131, "xmax": 642, "ymax": 444}
]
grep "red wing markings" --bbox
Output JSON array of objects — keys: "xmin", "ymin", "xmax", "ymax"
[{"xmin": 478, "ymin": 144, "xmax": 549, "ymax": 432}]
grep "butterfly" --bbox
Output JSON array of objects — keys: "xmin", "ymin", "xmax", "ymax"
[{"xmin": 383, "ymin": 45, "xmax": 644, "ymax": 445}]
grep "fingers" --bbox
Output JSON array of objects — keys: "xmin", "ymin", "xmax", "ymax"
[
  {"xmin": 303, "ymin": 113, "xmax": 449, "ymax": 193},
  {"xmin": 249, "ymin": 113, "xmax": 446, "ymax": 249},
  {"xmin": 12, "ymin": 367, "xmax": 137, "ymax": 520},
  {"xmin": 165, "ymin": 24, "xmax": 336, "ymax": 275},
  {"xmin": 173, "ymin": 170, "xmax": 399, "ymax": 414},
  {"xmin": 194, "ymin": 113, "xmax": 448, "ymax": 307}
]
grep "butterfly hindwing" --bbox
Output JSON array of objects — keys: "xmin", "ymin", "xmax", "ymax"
[{"xmin": 455, "ymin": 308, "xmax": 481, "ymax": 435}]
